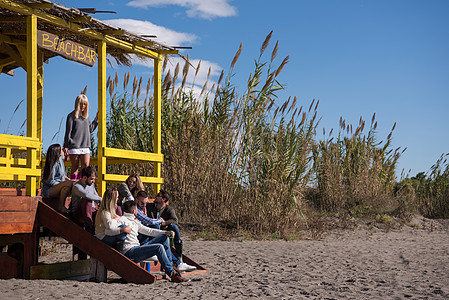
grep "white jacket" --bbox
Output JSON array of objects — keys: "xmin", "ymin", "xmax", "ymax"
[
  {"xmin": 118, "ymin": 212, "xmax": 166, "ymax": 254},
  {"xmin": 94, "ymin": 211, "xmax": 120, "ymax": 240}
]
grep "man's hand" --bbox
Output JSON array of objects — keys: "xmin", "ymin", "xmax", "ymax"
[
  {"xmin": 165, "ymin": 231, "xmax": 174, "ymax": 237},
  {"xmin": 120, "ymin": 226, "xmax": 132, "ymax": 234}
]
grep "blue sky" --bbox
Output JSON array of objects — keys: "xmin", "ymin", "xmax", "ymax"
[{"xmin": 0, "ymin": 0, "xmax": 448, "ymax": 178}]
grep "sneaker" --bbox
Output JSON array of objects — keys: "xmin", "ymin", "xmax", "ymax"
[
  {"xmin": 145, "ymin": 255, "xmax": 158, "ymax": 262},
  {"xmin": 176, "ymin": 262, "xmax": 196, "ymax": 272},
  {"xmin": 170, "ymin": 272, "xmax": 188, "ymax": 283}
]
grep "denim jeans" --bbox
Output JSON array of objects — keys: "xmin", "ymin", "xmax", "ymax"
[
  {"xmin": 143, "ymin": 234, "xmax": 181, "ymax": 266},
  {"xmin": 165, "ymin": 224, "xmax": 182, "ymax": 245},
  {"xmin": 124, "ymin": 240, "xmax": 175, "ymax": 277},
  {"xmin": 153, "ymin": 224, "xmax": 182, "ymax": 244},
  {"xmin": 101, "ymin": 225, "xmax": 127, "ymax": 247}
]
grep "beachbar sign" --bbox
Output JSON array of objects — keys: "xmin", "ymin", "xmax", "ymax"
[{"xmin": 37, "ymin": 30, "xmax": 97, "ymax": 67}]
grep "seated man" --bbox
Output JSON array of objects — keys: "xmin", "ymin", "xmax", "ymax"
[
  {"xmin": 147, "ymin": 190, "xmax": 192, "ymax": 268},
  {"xmin": 135, "ymin": 190, "xmax": 196, "ymax": 272},
  {"xmin": 71, "ymin": 166, "xmax": 102, "ymax": 234},
  {"xmin": 118, "ymin": 200, "xmax": 187, "ymax": 283},
  {"xmin": 71, "ymin": 166, "xmax": 102, "ymax": 260}
]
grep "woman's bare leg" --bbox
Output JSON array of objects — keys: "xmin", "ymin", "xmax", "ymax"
[
  {"xmin": 80, "ymin": 153, "xmax": 90, "ymax": 170},
  {"xmin": 49, "ymin": 180, "xmax": 73, "ymax": 212},
  {"xmin": 69, "ymin": 154, "xmax": 80, "ymax": 178}
]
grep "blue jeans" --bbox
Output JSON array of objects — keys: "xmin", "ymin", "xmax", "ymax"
[
  {"xmin": 124, "ymin": 240, "xmax": 175, "ymax": 278},
  {"xmin": 166, "ymin": 224, "xmax": 182, "ymax": 245},
  {"xmin": 143, "ymin": 234, "xmax": 181, "ymax": 266},
  {"xmin": 101, "ymin": 225, "xmax": 127, "ymax": 247},
  {"xmin": 153, "ymin": 224, "xmax": 182, "ymax": 244}
]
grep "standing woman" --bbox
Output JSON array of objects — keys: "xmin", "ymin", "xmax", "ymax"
[
  {"xmin": 117, "ymin": 174, "xmax": 144, "ymax": 206},
  {"xmin": 63, "ymin": 94, "xmax": 98, "ymax": 180},
  {"xmin": 42, "ymin": 144, "xmax": 73, "ymax": 213}
]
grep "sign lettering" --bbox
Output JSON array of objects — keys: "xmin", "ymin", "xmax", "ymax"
[{"xmin": 37, "ymin": 30, "xmax": 97, "ymax": 67}]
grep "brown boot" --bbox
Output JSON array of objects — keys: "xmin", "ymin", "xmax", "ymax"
[{"xmin": 170, "ymin": 272, "xmax": 188, "ymax": 283}]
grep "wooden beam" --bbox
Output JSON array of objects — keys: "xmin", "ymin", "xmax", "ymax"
[
  {"xmin": 158, "ymin": 49, "xmax": 179, "ymax": 55},
  {"xmin": 153, "ymin": 56, "xmax": 162, "ymax": 196},
  {"xmin": 36, "ymin": 52, "xmax": 43, "ymax": 150},
  {"xmin": 133, "ymin": 40, "xmax": 154, "ymax": 46},
  {"xmin": 0, "ymin": 134, "xmax": 41, "ymax": 148},
  {"xmin": 103, "ymin": 147, "xmax": 163, "ymax": 162},
  {"xmin": 97, "ymin": 40, "xmax": 107, "ymax": 196},
  {"xmin": 26, "ymin": 3, "xmax": 54, "ymax": 9},
  {"xmin": 0, "ymin": 167, "xmax": 41, "ymax": 177},
  {"xmin": 0, "ymin": 33, "xmax": 27, "ymax": 46},
  {"xmin": 0, "ymin": 0, "xmax": 160, "ymax": 59},
  {"xmin": 101, "ymin": 29, "xmax": 125, "ymax": 35},
  {"xmin": 0, "ymin": 57, "xmax": 15, "ymax": 68},
  {"xmin": 104, "ymin": 174, "xmax": 164, "ymax": 184},
  {"xmin": 0, "ymin": 253, "xmax": 18, "ymax": 279},
  {"xmin": 0, "ymin": 43, "xmax": 26, "ymax": 70},
  {"xmin": 1, "ymin": 31, "xmax": 26, "ymax": 35},
  {"xmin": 30, "ymin": 260, "xmax": 90, "ymax": 280},
  {"xmin": 26, "ymin": 14, "xmax": 38, "ymax": 196},
  {"xmin": 0, "ymin": 16, "xmax": 26, "ymax": 22},
  {"xmin": 72, "ymin": 15, "xmax": 92, "ymax": 22}
]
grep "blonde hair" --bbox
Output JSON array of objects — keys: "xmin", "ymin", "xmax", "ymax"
[
  {"xmin": 74, "ymin": 94, "xmax": 89, "ymax": 119},
  {"xmin": 95, "ymin": 187, "xmax": 119, "ymax": 226}
]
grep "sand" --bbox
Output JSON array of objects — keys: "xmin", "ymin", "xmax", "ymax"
[{"xmin": 1, "ymin": 216, "xmax": 448, "ymax": 299}]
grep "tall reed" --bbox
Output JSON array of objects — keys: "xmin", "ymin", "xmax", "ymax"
[
  {"xmin": 311, "ymin": 114, "xmax": 403, "ymax": 212},
  {"xmin": 415, "ymin": 154, "xmax": 449, "ymax": 218},
  {"xmin": 105, "ymin": 33, "xmax": 319, "ymax": 235}
]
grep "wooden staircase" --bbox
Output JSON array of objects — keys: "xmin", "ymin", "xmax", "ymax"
[{"xmin": 37, "ymin": 200, "xmax": 157, "ymax": 284}]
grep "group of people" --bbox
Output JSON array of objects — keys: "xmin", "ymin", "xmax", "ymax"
[{"xmin": 41, "ymin": 94, "xmax": 193, "ymax": 283}]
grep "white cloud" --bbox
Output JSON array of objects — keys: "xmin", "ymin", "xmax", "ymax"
[
  {"xmin": 103, "ymin": 18, "xmax": 197, "ymax": 46},
  {"xmin": 126, "ymin": 0, "xmax": 237, "ymax": 20},
  {"xmin": 130, "ymin": 55, "xmax": 222, "ymax": 87}
]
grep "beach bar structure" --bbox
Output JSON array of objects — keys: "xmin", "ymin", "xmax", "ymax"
[
  {"xmin": 0, "ymin": 0, "xmax": 206, "ymax": 283},
  {"xmin": 0, "ymin": 0, "xmax": 176, "ymax": 196}
]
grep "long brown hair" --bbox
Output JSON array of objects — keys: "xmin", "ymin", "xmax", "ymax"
[
  {"xmin": 126, "ymin": 174, "xmax": 144, "ymax": 198},
  {"xmin": 43, "ymin": 144, "xmax": 62, "ymax": 181}
]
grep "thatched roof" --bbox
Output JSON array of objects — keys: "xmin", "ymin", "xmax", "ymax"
[{"xmin": 0, "ymin": 0, "xmax": 180, "ymax": 74}]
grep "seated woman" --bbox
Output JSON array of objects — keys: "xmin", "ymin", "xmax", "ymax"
[
  {"xmin": 95, "ymin": 187, "xmax": 131, "ymax": 247},
  {"xmin": 42, "ymin": 144, "xmax": 73, "ymax": 213},
  {"xmin": 117, "ymin": 174, "xmax": 144, "ymax": 206}
]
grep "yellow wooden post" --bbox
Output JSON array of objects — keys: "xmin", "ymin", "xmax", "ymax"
[
  {"xmin": 152, "ymin": 56, "xmax": 162, "ymax": 196},
  {"xmin": 97, "ymin": 40, "xmax": 107, "ymax": 196},
  {"xmin": 153, "ymin": 55, "xmax": 162, "ymax": 196},
  {"xmin": 26, "ymin": 14, "xmax": 37, "ymax": 196},
  {"xmin": 37, "ymin": 51, "xmax": 43, "ymax": 180},
  {"xmin": 5, "ymin": 148, "xmax": 11, "ymax": 169}
]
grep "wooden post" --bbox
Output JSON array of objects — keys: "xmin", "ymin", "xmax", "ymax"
[
  {"xmin": 26, "ymin": 15, "xmax": 37, "ymax": 197},
  {"xmin": 97, "ymin": 40, "xmax": 107, "ymax": 196},
  {"xmin": 36, "ymin": 51, "xmax": 43, "ymax": 174},
  {"xmin": 153, "ymin": 56, "xmax": 162, "ymax": 196},
  {"xmin": 22, "ymin": 218, "xmax": 39, "ymax": 279}
]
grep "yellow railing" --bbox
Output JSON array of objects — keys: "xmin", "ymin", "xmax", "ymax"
[
  {"xmin": 0, "ymin": 133, "xmax": 42, "ymax": 182},
  {"xmin": 56, "ymin": 147, "xmax": 164, "ymax": 187}
]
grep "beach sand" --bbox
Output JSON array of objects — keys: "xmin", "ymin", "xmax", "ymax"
[{"xmin": 1, "ymin": 216, "xmax": 448, "ymax": 299}]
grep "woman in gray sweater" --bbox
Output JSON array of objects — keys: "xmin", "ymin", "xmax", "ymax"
[
  {"xmin": 42, "ymin": 144, "xmax": 73, "ymax": 213},
  {"xmin": 63, "ymin": 94, "xmax": 98, "ymax": 180}
]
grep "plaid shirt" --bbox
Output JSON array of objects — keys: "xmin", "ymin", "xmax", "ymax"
[{"xmin": 136, "ymin": 205, "xmax": 162, "ymax": 227}]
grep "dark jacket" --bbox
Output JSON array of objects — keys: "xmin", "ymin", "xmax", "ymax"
[{"xmin": 146, "ymin": 203, "xmax": 178, "ymax": 227}]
